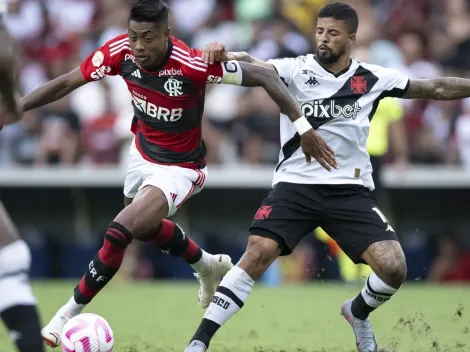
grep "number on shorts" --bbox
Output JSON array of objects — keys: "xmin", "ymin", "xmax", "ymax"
[{"xmin": 372, "ymin": 207, "xmax": 389, "ymax": 224}]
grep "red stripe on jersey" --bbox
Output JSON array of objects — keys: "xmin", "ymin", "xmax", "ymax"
[
  {"xmin": 138, "ymin": 120, "xmax": 200, "ymax": 153},
  {"xmin": 134, "ymin": 132, "xmax": 205, "ymax": 170}
]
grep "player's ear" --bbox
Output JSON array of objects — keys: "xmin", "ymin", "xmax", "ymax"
[
  {"xmin": 165, "ymin": 26, "xmax": 170, "ymax": 37},
  {"xmin": 348, "ymin": 33, "xmax": 356, "ymax": 48}
]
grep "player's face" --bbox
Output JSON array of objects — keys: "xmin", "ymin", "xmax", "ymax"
[
  {"xmin": 128, "ymin": 21, "xmax": 170, "ymax": 69},
  {"xmin": 315, "ymin": 18, "xmax": 355, "ymax": 65}
]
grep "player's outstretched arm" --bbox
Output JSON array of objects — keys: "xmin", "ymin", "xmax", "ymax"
[
  {"xmin": 403, "ymin": 78, "xmax": 470, "ymax": 101},
  {"xmin": 237, "ymin": 61, "xmax": 337, "ymax": 171},
  {"xmin": 203, "ymin": 42, "xmax": 274, "ymax": 70},
  {"xmin": 19, "ymin": 67, "xmax": 87, "ymax": 114}
]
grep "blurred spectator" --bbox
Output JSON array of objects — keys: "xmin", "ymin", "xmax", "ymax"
[
  {"xmin": 428, "ymin": 234, "xmax": 470, "ymax": 282},
  {"xmin": 1, "ymin": 0, "xmax": 469, "ymax": 168},
  {"xmin": 81, "ymin": 86, "xmax": 119, "ymax": 166},
  {"xmin": 36, "ymin": 98, "xmax": 80, "ymax": 166},
  {"xmin": 456, "ymin": 98, "xmax": 470, "ymax": 170}
]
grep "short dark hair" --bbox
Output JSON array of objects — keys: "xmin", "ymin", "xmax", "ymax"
[
  {"xmin": 129, "ymin": 0, "xmax": 169, "ymax": 26},
  {"xmin": 318, "ymin": 2, "xmax": 358, "ymax": 33}
]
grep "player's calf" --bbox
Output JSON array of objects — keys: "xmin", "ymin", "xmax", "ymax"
[
  {"xmin": 42, "ymin": 221, "xmax": 133, "ymax": 347},
  {"xmin": 350, "ymin": 240, "xmax": 407, "ymax": 320},
  {"xmin": 186, "ymin": 235, "xmax": 280, "ymax": 350},
  {"xmin": 0, "ymin": 240, "xmax": 44, "ymax": 352}
]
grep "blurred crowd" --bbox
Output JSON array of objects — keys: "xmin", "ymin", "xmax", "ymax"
[{"xmin": 2, "ymin": 0, "xmax": 470, "ymax": 169}]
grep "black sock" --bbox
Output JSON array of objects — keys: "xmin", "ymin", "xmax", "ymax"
[
  {"xmin": 351, "ymin": 292, "xmax": 376, "ymax": 320},
  {"xmin": 1, "ymin": 304, "xmax": 44, "ymax": 352},
  {"xmin": 191, "ymin": 318, "xmax": 221, "ymax": 347}
]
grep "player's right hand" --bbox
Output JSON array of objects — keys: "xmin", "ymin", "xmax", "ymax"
[
  {"xmin": 202, "ymin": 42, "xmax": 234, "ymax": 64},
  {"xmin": 300, "ymin": 130, "xmax": 338, "ymax": 171}
]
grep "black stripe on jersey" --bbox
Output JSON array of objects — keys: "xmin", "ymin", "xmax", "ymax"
[
  {"xmin": 138, "ymin": 130, "xmax": 206, "ymax": 167},
  {"xmin": 134, "ymin": 101, "xmax": 204, "ymax": 132},
  {"xmin": 367, "ymin": 79, "xmax": 411, "ymax": 122},
  {"xmin": 276, "ymin": 65, "xmax": 379, "ymax": 172},
  {"xmin": 122, "ymin": 61, "xmax": 198, "ymax": 97},
  {"xmin": 272, "ymin": 66, "xmax": 288, "ymax": 87}
]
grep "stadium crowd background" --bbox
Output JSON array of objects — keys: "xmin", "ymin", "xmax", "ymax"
[{"xmin": 1, "ymin": 0, "xmax": 470, "ymax": 284}]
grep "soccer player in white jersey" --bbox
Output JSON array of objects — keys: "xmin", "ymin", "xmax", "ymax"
[
  {"xmin": 185, "ymin": 2, "xmax": 470, "ymax": 352},
  {"xmin": 0, "ymin": 5, "xmax": 45, "ymax": 352}
]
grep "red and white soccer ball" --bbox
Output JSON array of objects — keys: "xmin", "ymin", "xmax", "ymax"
[{"xmin": 61, "ymin": 313, "xmax": 114, "ymax": 352}]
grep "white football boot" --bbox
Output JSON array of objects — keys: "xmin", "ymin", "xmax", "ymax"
[
  {"xmin": 41, "ymin": 298, "xmax": 84, "ymax": 348},
  {"xmin": 341, "ymin": 299, "xmax": 379, "ymax": 352},
  {"xmin": 194, "ymin": 254, "xmax": 233, "ymax": 308},
  {"xmin": 184, "ymin": 340, "xmax": 207, "ymax": 352}
]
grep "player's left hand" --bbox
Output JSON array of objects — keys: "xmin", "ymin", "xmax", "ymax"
[
  {"xmin": 203, "ymin": 42, "xmax": 235, "ymax": 64},
  {"xmin": 300, "ymin": 130, "xmax": 337, "ymax": 171}
]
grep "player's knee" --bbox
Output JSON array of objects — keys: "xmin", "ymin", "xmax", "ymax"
[
  {"xmin": 383, "ymin": 257, "xmax": 407, "ymax": 288},
  {"xmin": 245, "ymin": 235, "xmax": 279, "ymax": 269},
  {"xmin": 115, "ymin": 187, "xmax": 169, "ymax": 237},
  {"xmin": 0, "ymin": 240, "xmax": 31, "ymax": 274}
]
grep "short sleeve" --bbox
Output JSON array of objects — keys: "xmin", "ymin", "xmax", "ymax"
[
  {"xmin": 378, "ymin": 67, "xmax": 410, "ymax": 98},
  {"xmin": 80, "ymin": 35, "xmax": 128, "ymax": 82},
  {"xmin": 266, "ymin": 58, "xmax": 298, "ymax": 86}
]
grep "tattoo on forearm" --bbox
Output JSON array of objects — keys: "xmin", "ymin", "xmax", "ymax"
[{"xmin": 404, "ymin": 78, "xmax": 470, "ymax": 100}]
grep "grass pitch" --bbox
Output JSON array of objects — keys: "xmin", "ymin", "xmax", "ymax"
[{"xmin": 0, "ymin": 281, "xmax": 468, "ymax": 352}]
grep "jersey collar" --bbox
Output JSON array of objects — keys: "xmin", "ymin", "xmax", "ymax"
[{"xmin": 313, "ymin": 55, "xmax": 353, "ymax": 78}]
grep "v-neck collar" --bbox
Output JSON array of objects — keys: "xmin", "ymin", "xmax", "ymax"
[{"xmin": 313, "ymin": 55, "xmax": 353, "ymax": 78}]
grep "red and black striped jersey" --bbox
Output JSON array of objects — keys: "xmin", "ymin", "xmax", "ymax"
[{"xmin": 80, "ymin": 34, "xmax": 242, "ymax": 169}]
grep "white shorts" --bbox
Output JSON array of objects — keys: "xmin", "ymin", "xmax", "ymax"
[{"xmin": 124, "ymin": 141, "xmax": 207, "ymax": 217}]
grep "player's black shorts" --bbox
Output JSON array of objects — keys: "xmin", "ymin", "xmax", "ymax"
[{"xmin": 249, "ymin": 182, "xmax": 398, "ymax": 264}]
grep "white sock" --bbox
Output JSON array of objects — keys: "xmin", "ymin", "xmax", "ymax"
[
  {"xmin": 191, "ymin": 250, "xmax": 212, "ymax": 275},
  {"xmin": 0, "ymin": 241, "xmax": 36, "ymax": 312},
  {"xmin": 361, "ymin": 272, "xmax": 398, "ymax": 308},
  {"xmin": 204, "ymin": 266, "xmax": 254, "ymax": 325},
  {"xmin": 60, "ymin": 296, "xmax": 85, "ymax": 317}
]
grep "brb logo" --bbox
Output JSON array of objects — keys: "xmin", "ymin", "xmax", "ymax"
[
  {"xmin": 132, "ymin": 91, "xmax": 183, "ymax": 122},
  {"xmin": 301, "ymin": 100, "xmax": 361, "ymax": 120},
  {"xmin": 90, "ymin": 66, "xmax": 111, "ymax": 80},
  {"xmin": 164, "ymin": 78, "xmax": 183, "ymax": 97}
]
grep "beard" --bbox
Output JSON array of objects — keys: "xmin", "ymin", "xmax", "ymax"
[{"xmin": 316, "ymin": 46, "xmax": 344, "ymax": 65}]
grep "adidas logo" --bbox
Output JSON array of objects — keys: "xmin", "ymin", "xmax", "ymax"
[{"xmin": 131, "ymin": 69, "xmax": 141, "ymax": 78}]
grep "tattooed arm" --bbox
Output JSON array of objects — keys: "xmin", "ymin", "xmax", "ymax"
[{"xmin": 403, "ymin": 78, "xmax": 470, "ymax": 100}]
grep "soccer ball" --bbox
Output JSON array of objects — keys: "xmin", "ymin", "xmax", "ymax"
[{"xmin": 61, "ymin": 313, "xmax": 114, "ymax": 352}]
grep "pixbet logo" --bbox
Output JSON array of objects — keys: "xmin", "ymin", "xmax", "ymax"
[
  {"xmin": 124, "ymin": 54, "xmax": 137, "ymax": 64},
  {"xmin": 159, "ymin": 68, "xmax": 183, "ymax": 77},
  {"xmin": 132, "ymin": 92, "xmax": 183, "ymax": 122},
  {"xmin": 301, "ymin": 100, "xmax": 361, "ymax": 120},
  {"xmin": 90, "ymin": 66, "xmax": 111, "ymax": 80}
]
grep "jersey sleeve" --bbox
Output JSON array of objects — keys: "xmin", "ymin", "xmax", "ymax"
[
  {"xmin": 185, "ymin": 47, "xmax": 243, "ymax": 86},
  {"xmin": 266, "ymin": 57, "xmax": 298, "ymax": 86},
  {"xmin": 205, "ymin": 60, "xmax": 243, "ymax": 86},
  {"xmin": 80, "ymin": 36, "xmax": 127, "ymax": 82},
  {"xmin": 378, "ymin": 67, "xmax": 410, "ymax": 98}
]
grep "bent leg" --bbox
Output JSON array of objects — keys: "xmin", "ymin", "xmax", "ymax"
[
  {"xmin": 187, "ymin": 235, "xmax": 280, "ymax": 350},
  {"xmin": 0, "ymin": 204, "xmax": 44, "ymax": 352}
]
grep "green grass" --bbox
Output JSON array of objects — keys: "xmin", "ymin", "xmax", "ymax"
[{"xmin": 0, "ymin": 281, "xmax": 469, "ymax": 352}]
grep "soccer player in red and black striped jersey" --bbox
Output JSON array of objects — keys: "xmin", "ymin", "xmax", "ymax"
[
  {"xmin": 11, "ymin": 0, "xmax": 334, "ymax": 347},
  {"xmin": 0, "ymin": 8, "xmax": 45, "ymax": 352}
]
